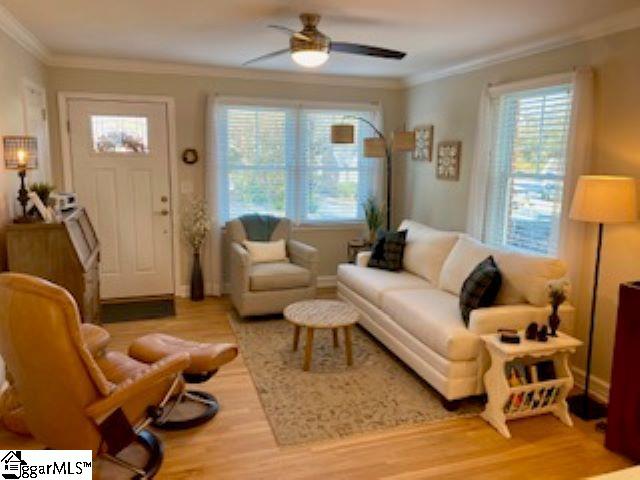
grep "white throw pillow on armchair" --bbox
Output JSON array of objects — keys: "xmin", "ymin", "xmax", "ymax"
[{"xmin": 242, "ymin": 239, "xmax": 288, "ymax": 263}]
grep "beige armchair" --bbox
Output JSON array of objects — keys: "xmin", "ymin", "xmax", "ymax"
[{"xmin": 227, "ymin": 216, "xmax": 319, "ymax": 317}]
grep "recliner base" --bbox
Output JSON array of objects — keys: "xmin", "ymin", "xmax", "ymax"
[{"xmin": 152, "ymin": 390, "xmax": 219, "ymax": 430}]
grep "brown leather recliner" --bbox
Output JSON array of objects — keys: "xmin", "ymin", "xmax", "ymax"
[{"xmin": 0, "ymin": 273, "xmax": 189, "ymax": 478}]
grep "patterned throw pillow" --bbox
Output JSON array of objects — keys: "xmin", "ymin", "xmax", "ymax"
[
  {"xmin": 367, "ymin": 230, "xmax": 408, "ymax": 272},
  {"xmin": 459, "ymin": 256, "xmax": 502, "ymax": 326}
]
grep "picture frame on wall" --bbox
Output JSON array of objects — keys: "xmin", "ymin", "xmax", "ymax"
[
  {"xmin": 413, "ymin": 125, "xmax": 434, "ymax": 162},
  {"xmin": 436, "ymin": 141, "xmax": 461, "ymax": 181}
]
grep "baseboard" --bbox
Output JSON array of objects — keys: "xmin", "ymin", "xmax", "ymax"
[
  {"xmin": 176, "ymin": 282, "xmax": 216, "ymax": 298},
  {"xmin": 571, "ymin": 367, "xmax": 610, "ymax": 404},
  {"xmin": 317, "ymin": 275, "xmax": 337, "ymax": 288},
  {"xmin": 177, "ymin": 277, "xmax": 336, "ymax": 297}
]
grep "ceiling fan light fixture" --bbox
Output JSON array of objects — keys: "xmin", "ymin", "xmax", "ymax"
[{"xmin": 291, "ymin": 49, "xmax": 329, "ymax": 68}]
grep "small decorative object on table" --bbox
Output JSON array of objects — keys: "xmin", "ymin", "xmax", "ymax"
[
  {"xmin": 481, "ymin": 331, "xmax": 581, "ymax": 438},
  {"xmin": 547, "ymin": 279, "xmax": 569, "ymax": 336},
  {"xmin": 413, "ymin": 125, "xmax": 434, "ymax": 162},
  {"xmin": 182, "ymin": 197, "xmax": 210, "ymax": 301},
  {"xmin": 436, "ymin": 140, "xmax": 461, "ymax": 180},
  {"xmin": 498, "ymin": 328, "xmax": 520, "ymax": 344},
  {"xmin": 362, "ymin": 195, "xmax": 385, "ymax": 244},
  {"xmin": 29, "ymin": 182, "xmax": 55, "ymax": 220},
  {"xmin": 525, "ymin": 322, "xmax": 538, "ymax": 340}
]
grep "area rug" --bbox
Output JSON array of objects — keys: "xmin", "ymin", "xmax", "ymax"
[{"xmin": 228, "ymin": 313, "xmax": 482, "ymax": 446}]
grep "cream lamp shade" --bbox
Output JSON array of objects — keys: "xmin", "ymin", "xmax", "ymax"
[
  {"xmin": 392, "ymin": 131, "xmax": 416, "ymax": 152},
  {"xmin": 363, "ymin": 137, "xmax": 386, "ymax": 158},
  {"xmin": 331, "ymin": 124, "xmax": 354, "ymax": 144},
  {"xmin": 570, "ymin": 175, "xmax": 638, "ymax": 224}
]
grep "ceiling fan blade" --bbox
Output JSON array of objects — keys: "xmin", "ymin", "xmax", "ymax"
[
  {"xmin": 267, "ymin": 25, "xmax": 311, "ymax": 41},
  {"xmin": 331, "ymin": 42, "xmax": 406, "ymax": 59},
  {"xmin": 243, "ymin": 48, "xmax": 290, "ymax": 66}
]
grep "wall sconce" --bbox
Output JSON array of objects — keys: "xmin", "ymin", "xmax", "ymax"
[{"xmin": 3, "ymin": 136, "xmax": 38, "ymax": 222}]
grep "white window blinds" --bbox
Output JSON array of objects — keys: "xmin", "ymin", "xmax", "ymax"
[
  {"xmin": 216, "ymin": 101, "xmax": 378, "ymax": 224},
  {"xmin": 484, "ymin": 83, "xmax": 574, "ymax": 255}
]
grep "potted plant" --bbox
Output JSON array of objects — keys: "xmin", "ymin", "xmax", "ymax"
[
  {"xmin": 182, "ymin": 198, "xmax": 210, "ymax": 301},
  {"xmin": 29, "ymin": 182, "xmax": 55, "ymax": 219},
  {"xmin": 362, "ymin": 196, "xmax": 385, "ymax": 244},
  {"xmin": 547, "ymin": 279, "xmax": 569, "ymax": 336}
]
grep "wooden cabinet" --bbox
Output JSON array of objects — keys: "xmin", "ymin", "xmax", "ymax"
[{"xmin": 5, "ymin": 208, "xmax": 101, "ymax": 324}]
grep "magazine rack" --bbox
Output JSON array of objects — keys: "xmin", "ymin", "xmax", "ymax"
[{"xmin": 481, "ymin": 331, "xmax": 582, "ymax": 438}]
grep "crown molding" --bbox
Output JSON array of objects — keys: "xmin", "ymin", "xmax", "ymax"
[
  {"xmin": 47, "ymin": 54, "xmax": 405, "ymax": 90},
  {"xmin": 0, "ymin": 4, "xmax": 49, "ymax": 61},
  {"xmin": 404, "ymin": 6, "xmax": 640, "ymax": 87}
]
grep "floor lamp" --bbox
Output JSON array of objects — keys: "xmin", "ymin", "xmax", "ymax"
[
  {"xmin": 568, "ymin": 175, "xmax": 638, "ymax": 420},
  {"xmin": 331, "ymin": 120, "xmax": 415, "ymax": 230}
]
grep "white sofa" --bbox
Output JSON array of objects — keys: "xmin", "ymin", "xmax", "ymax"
[{"xmin": 337, "ymin": 219, "xmax": 574, "ymax": 407}]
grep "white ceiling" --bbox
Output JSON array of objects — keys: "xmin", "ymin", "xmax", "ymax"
[{"xmin": 3, "ymin": 0, "xmax": 640, "ymax": 82}]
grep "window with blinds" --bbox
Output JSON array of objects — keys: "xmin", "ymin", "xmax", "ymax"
[
  {"xmin": 216, "ymin": 102, "xmax": 378, "ymax": 224},
  {"xmin": 484, "ymin": 83, "xmax": 574, "ymax": 255}
]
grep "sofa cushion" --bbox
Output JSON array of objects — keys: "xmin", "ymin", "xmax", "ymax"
[
  {"xmin": 439, "ymin": 236, "xmax": 566, "ymax": 306},
  {"xmin": 337, "ymin": 264, "xmax": 431, "ymax": 306},
  {"xmin": 381, "ymin": 288, "xmax": 480, "ymax": 361},
  {"xmin": 399, "ymin": 220, "xmax": 460, "ymax": 283},
  {"xmin": 243, "ymin": 239, "xmax": 287, "ymax": 263},
  {"xmin": 249, "ymin": 262, "xmax": 310, "ymax": 291},
  {"xmin": 367, "ymin": 230, "xmax": 407, "ymax": 271},
  {"xmin": 459, "ymin": 256, "xmax": 502, "ymax": 325}
]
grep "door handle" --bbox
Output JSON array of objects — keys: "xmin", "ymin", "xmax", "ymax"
[{"xmin": 155, "ymin": 209, "xmax": 170, "ymax": 216}]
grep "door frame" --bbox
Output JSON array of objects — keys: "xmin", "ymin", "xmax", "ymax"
[{"xmin": 58, "ymin": 91, "xmax": 180, "ymax": 297}]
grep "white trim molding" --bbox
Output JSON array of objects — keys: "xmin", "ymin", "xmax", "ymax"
[
  {"xmin": 571, "ymin": 366, "xmax": 610, "ymax": 405},
  {"xmin": 178, "ymin": 275, "xmax": 338, "ymax": 298},
  {"xmin": 48, "ymin": 54, "xmax": 404, "ymax": 90},
  {"xmin": 0, "ymin": 4, "xmax": 49, "ymax": 61},
  {"xmin": 57, "ymin": 91, "xmax": 182, "ymax": 298}
]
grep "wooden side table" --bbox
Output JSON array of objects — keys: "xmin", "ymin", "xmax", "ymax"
[
  {"xmin": 480, "ymin": 331, "xmax": 582, "ymax": 438},
  {"xmin": 284, "ymin": 300, "xmax": 359, "ymax": 371}
]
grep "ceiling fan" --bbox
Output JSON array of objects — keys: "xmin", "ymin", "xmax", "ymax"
[{"xmin": 243, "ymin": 13, "xmax": 407, "ymax": 68}]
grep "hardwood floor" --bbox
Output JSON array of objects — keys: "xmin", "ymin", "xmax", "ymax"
[{"xmin": 0, "ymin": 295, "xmax": 631, "ymax": 479}]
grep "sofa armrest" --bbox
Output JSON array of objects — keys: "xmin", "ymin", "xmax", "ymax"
[
  {"xmin": 468, "ymin": 303, "xmax": 575, "ymax": 335},
  {"xmin": 230, "ymin": 242, "xmax": 251, "ymax": 293},
  {"xmin": 355, "ymin": 251, "xmax": 371, "ymax": 267}
]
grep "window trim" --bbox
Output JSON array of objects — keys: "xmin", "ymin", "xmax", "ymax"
[
  {"xmin": 482, "ymin": 74, "xmax": 575, "ymax": 255},
  {"xmin": 215, "ymin": 96, "xmax": 383, "ymax": 226}
]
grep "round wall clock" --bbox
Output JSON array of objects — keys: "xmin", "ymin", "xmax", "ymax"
[{"xmin": 182, "ymin": 148, "xmax": 199, "ymax": 165}]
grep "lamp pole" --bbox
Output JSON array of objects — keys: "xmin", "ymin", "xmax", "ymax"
[{"xmin": 345, "ymin": 116, "xmax": 392, "ymax": 230}]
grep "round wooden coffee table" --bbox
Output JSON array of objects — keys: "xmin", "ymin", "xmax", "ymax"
[{"xmin": 284, "ymin": 300, "xmax": 359, "ymax": 371}]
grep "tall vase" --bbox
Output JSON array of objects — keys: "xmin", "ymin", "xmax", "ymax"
[
  {"xmin": 548, "ymin": 304, "xmax": 561, "ymax": 337},
  {"xmin": 190, "ymin": 251, "xmax": 204, "ymax": 301}
]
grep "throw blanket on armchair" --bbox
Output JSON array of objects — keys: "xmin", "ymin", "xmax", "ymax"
[{"xmin": 239, "ymin": 214, "xmax": 281, "ymax": 241}]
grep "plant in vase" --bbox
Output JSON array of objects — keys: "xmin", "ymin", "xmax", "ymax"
[
  {"xmin": 547, "ymin": 279, "xmax": 569, "ymax": 336},
  {"xmin": 362, "ymin": 196, "xmax": 385, "ymax": 244},
  {"xmin": 182, "ymin": 197, "xmax": 210, "ymax": 301}
]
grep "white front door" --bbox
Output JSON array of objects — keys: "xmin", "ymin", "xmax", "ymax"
[{"xmin": 67, "ymin": 99, "xmax": 173, "ymax": 299}]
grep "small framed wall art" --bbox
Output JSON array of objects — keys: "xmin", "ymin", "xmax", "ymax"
[
  {"xmin": 436, "ymin": 141, "xmax": 461, "ymax": 180},
  {"xmin": 413, "ymin": 125, "xmax": 433, "ymax": 161}
]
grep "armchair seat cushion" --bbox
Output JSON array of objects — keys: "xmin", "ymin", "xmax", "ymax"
[{"xmin": 249, "ymin": 262, "xmax": 311, "ymax": 291}]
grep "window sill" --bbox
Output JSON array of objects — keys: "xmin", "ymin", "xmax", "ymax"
[{"xmin": 293, "ymin": 222, "xmax": 365, "ymax": 232}]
